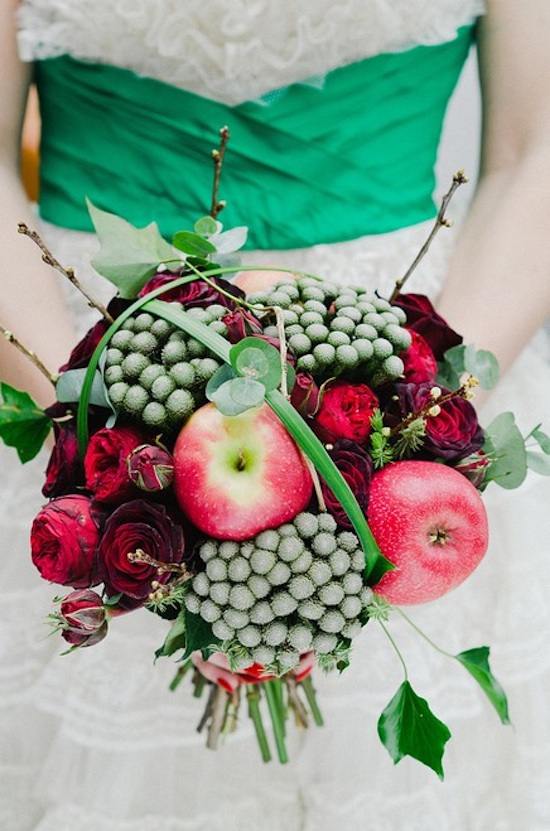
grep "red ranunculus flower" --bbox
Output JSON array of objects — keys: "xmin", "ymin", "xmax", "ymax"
[
  {"xmin": 290, "ymin": 372, "xmax": 320, "ymax": 418},
  {"xmin": 393, "ymin": 383, "xmax": 484, "ymax": 462},
  {"xmin": 84, "ymin": 426, "xmax": 149, "ymax": 503},
  {"xmin": 221, "ymin": 307, "xmax": 264, "ymax": 343},
  {"xmin": 58, "ymin": 588, "xmax": 108, "ymax": 647},
  {"xmin": 393, "ymin": 293, "xmax": 462, "ymax": 360},
  {"xmin": 313, "ymin": 381, "xmax": 379, "ymax": 445},
  {"xmin": 139, "ymin": 271, "xmax": 245, "ymax": 309},
  {"xmin": 321, "ymin": 440, "xmax": 374, "ymax": 529},
  {"xmin": 97, "ymin": 500, "xmax": 185, "ymax": 602},
  {"xmin": 400, "ymin": 329, "xmax": 438, "ymax": 385},
  {"xmin": 31, "ymin": 495, "xmax": 103, "ymax": 588}
]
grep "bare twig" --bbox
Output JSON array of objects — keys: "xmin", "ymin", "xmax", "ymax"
[
  {"xmin": 206, "ymin": 685, "xmax": 229, "ymax": 749},
  {"xmin": 0, "ymin": 323, "xmax": 58, "ymax": 384},
  {"xmin": 389, "ymin": 170, "xmax": 469, "ymax": 303},
  {"xmin": 127, "ymin": 548, "xmax": 194, "ymax": 580},
  {"xmin": 18, "ymin": 223, "xmax": 114, "ymax": 323},
  {"xmin": 209, "ymin": 126, "xmax": 230, "ymax": 219}
]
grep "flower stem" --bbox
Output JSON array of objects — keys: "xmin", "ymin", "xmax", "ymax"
[
  {"xmin": 264, "ymin": 679, "xmax": 289, "ymax": 763},
  {"xmin": 300, "ymin": 675, "xmax": 324, "ymax": 727},
  {"xmin": 169, "ymin": 660, "xmax": 192, "ymax": 692},
  {"xmin": 378, "ymin": 620, "xmax": 409, "ymax": 681},
  {"xmin": 246, "ymin": 685, "xmax": 272, "ymax": 762},
  {"xmin": 395, "ymin": 608, "xmax": 454, "ymax": 660}
]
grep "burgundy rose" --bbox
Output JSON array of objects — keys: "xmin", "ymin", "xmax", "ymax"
[
  {"xmin": 60, "ymin": 298, "xmax": 130, "ymax": 371},
  {"xmin": 313, "ymin": 381, "xmax": 379, "ymax": 445},
  {"xmin": 31, "ymin": 495, "xmax": 103, "ymax": 588},
  {"xmin": 221, "ymin": 308, "xmax": 264, "ymax": 343},
  {"xmin": 400, "ymin": 329, "xmax": 438, "ymax": 385},
  {"xmin": 290, "ymin": 372, "xmax": 320, "ymax": 418},
  {"xmin": 392, "ymin": 383, "xmax": 484, "ymax": 462},
  {"xmin": 139, "ymin": 271, "xmax": 245, "ymax": 310},
  {"xmin": 97, "ymin": 500, "xmax": 185, "ymax": 602},
  {"xmin": 84, "ymin": 426, "xmax": 149, "ymax": 503},
  {"xmin": 127, "ymin": 444, "xmax": 174, "ymax": 492},
  {"xmin": 393, "ymin": 293, "xmax": 462, "ymax": 360},
  {"xmin": 42, "ymin": 409, "xmax": 83, "ymax": 498},
  {"xmin": 321, "ymin": 440, "xmax": 374, "ymax": 529},
  {"xmin": 58, "ymin": 589, "xmax": 108, "ymax": 647}
]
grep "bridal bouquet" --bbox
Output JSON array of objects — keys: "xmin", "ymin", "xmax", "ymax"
[{"xmin": 2, "ymin": 166, "xmax": 548, "ymax": 776}]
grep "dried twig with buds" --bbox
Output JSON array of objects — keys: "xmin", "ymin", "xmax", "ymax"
[{"xmin": 210, "ymin": 126, "xmax": 230, "ymax": 220}]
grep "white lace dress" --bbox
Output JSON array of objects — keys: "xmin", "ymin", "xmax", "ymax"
[{"xmin": 2, "ymin": 2, "xmax": 550, "ymax": 830}]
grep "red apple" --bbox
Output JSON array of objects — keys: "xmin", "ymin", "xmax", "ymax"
[
  {"xmin": 173, "ymin": 403, "xmax": 313, "ymax": 540},
  {"xmin": 369, "ymin": 460, "xmax": 488, "ymax": 605},
  {"xmin": 235, "ymin": 269, "xmax": 295, "ymax": 294}
]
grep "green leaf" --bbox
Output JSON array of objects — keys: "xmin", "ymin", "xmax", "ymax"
[
  {"xmin": 205, "ymin": 363, "xmax": 237, "ymax": 400},
  {"xmin": 87, "ymin": 199, "xmax": 181, "ymax": 298},
  {"xmin": 182, "ymin": 608, "xmax": 221, "ymax": 660},
  {"xmin": 156, "ymin": 611, "xmax": 187, "ymax": 659},
  {"xmin": 463, "ymin": 344, "xmax": 500, "ymax": 390},
  {"xmin": 209, "ymin": 377, "xmax": 265, "ymax": 416},
  {"xmin": 526, "ymin": 450, "xmax": 550, "ymax": 475},
  {"xmin": 532, "ymin": 425, "xmax": 550, "ymax": 454},
  {"xmin": 0, "ymin": 383, "xmax": 51, "ymax": 462},
  {"xmin": 194, "ymin": 216, "xmax": 220, "ymax": 236},
  {"xmin": 172, "ymin": 231, "xmax": 217, "ymax": 257},
  {"xmin": 377, "ymin": 680, "xmax": 452, "ymax": 779},
  {"xmin": 231, "ymin": 337, "xmax": 282, "ymax": 391},
  {"xmin": 483, "ymin": 411, "xmax": 528, "ymax": 489},
  {"xmin": 209, "ymin": 226, "xmax": 248, "ymax": 254},
  {"xmin": 455, "ymin": 647, "xmax": 511, "ymax": 724},
  {"xmin": 56, "ymin": 368, "xmax": 110, "ymax": 408}
]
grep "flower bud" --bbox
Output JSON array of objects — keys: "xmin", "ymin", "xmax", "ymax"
[
  {"xmin": 126, "ymin": 444, "xmax": 174, "ymax": 492},
  {"xmin": 58, "ymin": 589, "xmax": 108, "ymax": 647}
]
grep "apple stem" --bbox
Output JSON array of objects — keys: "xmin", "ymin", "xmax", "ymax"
[
  {"xmin": 378, "ymin": 620, "xmax": 409, "ymax": 681},
  {"xmin": 389, "ymin": 170, "xmax": 469, "ymax": 302}
]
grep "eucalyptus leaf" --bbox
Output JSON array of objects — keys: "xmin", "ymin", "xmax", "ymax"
[
  {"xmin": 526, "ymin": 450, "xmax": 550, "ymax": 475},
  {"xmin": 210, "ymin": 378, "xmax": 265, "ymax": 416},
  {"xmin": 377, "ymin": 680, "xmax": 452, "ymax": 779},
  {"xmin": 172, "ymin": 231, "xmax": 217, "ymax": 257},
  {"xmin": 455, "ymin": 647, "xmax": 510, "ymax": 724},
  {"xmin": 209, "ymin": 226, "xmax": 248, "ymax": 254},
  {"xmin": 532, "ymin": 425, "xmax": 550, "ymax": 454},
  {"xmin": 463, "ymin": 344, "xmax": 500, "ymax": 390},
  {"xmin": 194, "ymin": 216, "xmax": 220, "ymax": 236},
  {"xmin": 0, "ymin": 383, "xmax": 51, "ymax": 463},
  {"xmin": 87, "ymin": 199, "xmax": 181, "ymax": 297},
  {"xmin": 56, "ymin": 368, "xmax": 110, "ymax": 408},
  {"xmin": 483, "ymin": 412, "xmax": 528, "ymax": 489},
  {"xmin": 205, "ymin": 363, "xmax": 237, "ymax": 400},
  {"xmin": 230, "ymin": 337, "xmax": 282, "ymax": 392}
]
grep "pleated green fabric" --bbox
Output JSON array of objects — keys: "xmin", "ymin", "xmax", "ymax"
[{"xmin": 35, "ymin": 25, "xmax": 474, "ymax": 249}]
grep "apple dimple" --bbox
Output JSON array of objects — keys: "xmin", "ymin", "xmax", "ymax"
[
  {"xmin": 173, "ymin": 403, "xmax": 313, "ymax": 540},
  {"xmin": 369, "ymin": 460, "xmax": 489, "ymax": 605}
]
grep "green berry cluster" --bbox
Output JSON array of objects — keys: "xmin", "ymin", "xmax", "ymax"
[
  {"xmin": 248, "ymin": 277, "xmax": 411, "ymax": 384},
  {"xmin": 185, "ymin": 511, "xmax": 373, "ymax": 674},
  {"xmin": 104, "ymin": 305, "xmax": 228, "ymax": 430}
]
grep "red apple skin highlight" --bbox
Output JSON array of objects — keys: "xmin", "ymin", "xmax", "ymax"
[
  {"xmin": 369, "ymin": 460, "xmax": 489, "ymax": 605},
  {"xmin": 173, "ymin": 403, "xmax": 313, "ymax": 540}
]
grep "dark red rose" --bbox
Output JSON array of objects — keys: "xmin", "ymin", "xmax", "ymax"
[
  {"xmin": 31, "ymin": 495, "xmax": 103, "ymax": 588},
  {"xmin": 321, "ymin": 440, "xmax": 374, "ymax": 529},
  {"xmin": 221, "ymin": 308, "xmax": 264, "ymax": 343},
  {"xmin": 314, "ymin": 381, "xmax": 379, "ymax": 445},
  {"xmin": 290, "ymin": 372, "xmax": 321, "ymax": 418},
  {"xmin": 139, "ymin": 271, "xmax": 245, "ymax": 310},
  {"xmin": 393, "ymin": 383, "xmax": 484, "ymax": 462},
  {"xmin": 84, "ymin": 426, "xmax": 149, "ymax": 503},
  {"xmin": 400, "ymin": 329, "xmax": 438, "ymax": 385},
  {"xmin": 58, "ymin": 589, "xmax": 108, "ymax": 647},
  {"xmin": 97, "ymin": 500, "xmax": 185, "ymax": 602},
  {"xmin": 42, "ymin": 411, "xmax": 83, "ymax": 498},
  {"xmin": 127, "ymin": 444, "xmax": 174, "ymax": 492},
  {"xmin": 60, "ymin": 298, "xmax": 130, "ymax": 371},
  {"xmin": 393, "ymin": 293, "xmax": 462, "ymax": 360}
]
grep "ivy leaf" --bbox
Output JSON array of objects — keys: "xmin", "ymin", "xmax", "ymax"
[
  {"xmin": 182, "ymin": 608, "xmax": 221, "ymax": 660},
  {"xmin": 172, "ymin": 231, "xmax": 217, "ymax": 258},
  {"xmin": 87, "ymin": 199, "xmax": 181, "ymax": 298},
  {"xmin": 455, "ymin": 647, "xmax": 511, "ymax": 725},
  {"xmin": 377, "ymin": 680, "xmax": 452, "ymax": 779},
  {"xmin": 56, "ymin": 368, "xmax": 110, "ymax": 408},
  {"xmin": 0, "ymin": 382, "xmax": 51, "ymax": 462},
  {"xmin": 483, "ymin": 412, "xmax": 528, "ymax": 489}
]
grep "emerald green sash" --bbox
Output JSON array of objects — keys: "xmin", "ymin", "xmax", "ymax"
[{"xmin": 35, "ymin": 26, "xmax": 474, "ymax": 249}]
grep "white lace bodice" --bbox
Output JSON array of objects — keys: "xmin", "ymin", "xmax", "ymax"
[{"xmin": 17, "ymin": 0, "xmax": 484, "ymax": 105}]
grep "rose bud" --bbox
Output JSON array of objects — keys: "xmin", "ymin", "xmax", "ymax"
[
  {"xmin": 290, "ymin": 372, "xmax": 321, "ymax": 418},
  {"xmin": 127, "ymin": 444, "xmax": 174, "ymax": 492},
  {"xmin": 97, "ymin": 500, "xmax": 186, "ymax": 602},
  {"xmin": 400, "ymin": 329, "xmax": 438, "ymax": 385},
  {"xmin": 392, "ymin": 382, "xmax": 484, "ymax": 462},
  {"xmin": 321, "ymin": 440, "xmax": 374, "ymax": 529},
  {"xmin": 84, "ymin": 425, "xmax": 149, "ymax": 503},
  {"xmin": 313, "ymin": 381, "xmax": 379, "ymax": 445},
  {"xmin": 393, "ymin": 293, "xmax": 462, "ymax": 360},
  {"xmin": 31, "ymin": 495, "xmax": 103, "ymax": 588},
  {"xmin": 58, "ymin": 589, "xmax": 108, "ymax": 647},
  {"xmin": 139, "ymin": 271, "xmax": 245, "ymax": 310},
  {"xmin": 221, "ymin": 308, "xmax": 264, "ymax": 343},
  {"xmin": 454, "ymin": 450, "xmax": 490, "ymax": 490},
  {"xmin": 42, "ymin": 408, "xmax": 83, "ymax": 498}
]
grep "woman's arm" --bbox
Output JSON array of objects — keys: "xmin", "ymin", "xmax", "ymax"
[
  {"xmin": 438, "ymin": 0, "xmax": 550, "ymax": 377},
  {"xmin": 0, "ymin": 0, "xmax": 75, "ymax": 407}
]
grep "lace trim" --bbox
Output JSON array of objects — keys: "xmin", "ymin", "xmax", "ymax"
[{"xmin": 17, "ymin": 0, "xmax": 485, "ymax": 105}]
